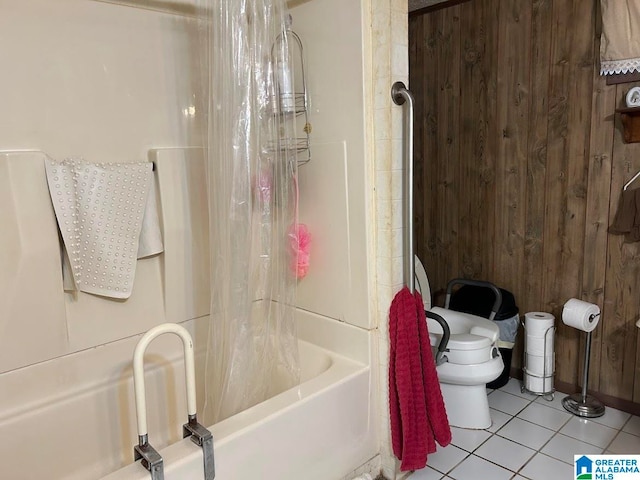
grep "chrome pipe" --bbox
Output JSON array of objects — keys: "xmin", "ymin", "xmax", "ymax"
[{"xmin": 391, "ymin": 81, "xmax": 415, "ymax": 293}]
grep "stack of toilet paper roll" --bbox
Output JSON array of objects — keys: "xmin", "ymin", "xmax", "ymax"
[{"xmin": 524, "ymin": 312, "xmax": 555, "ymax": 394}]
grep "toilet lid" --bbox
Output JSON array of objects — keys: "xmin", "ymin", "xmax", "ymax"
[
  {"xmin": 446, "ymin": 333, "xmax": 492, "ymax": 351},
  {"xmin": 414, "ymin": 255, "xmax": 431, "ymax": 310}
]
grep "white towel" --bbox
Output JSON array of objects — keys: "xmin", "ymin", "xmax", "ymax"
[{"xmin": 45, "ymin": 158, "xmax": 160, "ymax": 299}]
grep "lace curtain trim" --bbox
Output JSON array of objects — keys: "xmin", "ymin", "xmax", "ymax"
[{"xmin": 601, "ymin": 57, "xmax": 640, "ymax": 76}]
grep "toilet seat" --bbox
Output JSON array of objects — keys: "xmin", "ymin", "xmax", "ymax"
[
  {"xmin": 427, "ymin": 307, "xmax": 500, "ymax": 365},
  {"xmin": 447, "ymin": 333, "xmax": 491, "ymax": 351},
  {"xmin": 428, "ymin": 307, "xmax": 499, "ymax": 344},
  {"xmin": 443, "ymin": 335, "xmax": 496, "ymax": 365}
]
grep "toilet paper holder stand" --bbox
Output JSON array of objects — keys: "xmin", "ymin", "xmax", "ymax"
[
  {"xmin": 520, "ymin": 321, "xmax": 556, "ymax": 401},
  {"xmin": 561, "ymin": 314, "xmax": 605, "ymax": 418}
]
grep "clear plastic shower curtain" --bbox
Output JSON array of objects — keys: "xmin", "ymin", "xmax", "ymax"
[{"xmin": 199, "ymin": 0, "xmax": 301, "ymax": 423}]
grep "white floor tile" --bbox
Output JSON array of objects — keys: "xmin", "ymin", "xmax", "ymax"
[
  {"xmin": 425, "ymin": 444, "xmax": 468, "ymax": 475},
  {"xmin": 450, "ymin": 427, "xmax": 492, "ymax": 452},
  {"xmin": 475, "ymin": 435, "xmax": 536, "ymax": 472},
  {"xmin": 559, "ymin": 416, "xmax": 618, "ymax": 448},
  {"xmin": 410, "ymin": 466, "xmax": 444, "ymax": 479},
  {"xmin": 609, "ymin": 431, "xmax": 640, "ymax": 454},
  {"xmin": 622, "ymin": 415, "xmax": 640, "ymax": 437},
  {"xmin": 519, "ymin": 453, "xmax": 573, "ymax": 480},
  {"xmin": 488, "ymin": 390, "xmax": 531, "ymax": 416},
  {"xmin": 534, "ymin": 392, "xmax": 566, "ymax": 411},
  {"xmin": 497, "ymin": 418, "xmax": 555, "ymax": 450},
  {"xmin": 517, "ymin": 402, "xmax": 572, "ymax": 431},
  {"xmin": 540, "ymin": 433, "xmax": 603, "ymax": 464},
  {"xmin": 487, "ymin": 408, "xmax": 512, "ymax": 433},
  {"xmin": 498, "ymin": 378, "xmax": 539, "ymax": 400},
  {"xmin": 448, "ymin": 454, "xmax": 513, "ymax": 480},
  {"xmin": 588, "ymin": 406, "xmax": 631, "ymax": 430},
  {"xmin": 512, "ymin": 476, "xmax": 529, "ymax": 480}
]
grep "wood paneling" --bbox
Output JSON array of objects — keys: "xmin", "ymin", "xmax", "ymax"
[{"xmin": 410, "ymin": 0, "xmax": 640, "ymax": 405}]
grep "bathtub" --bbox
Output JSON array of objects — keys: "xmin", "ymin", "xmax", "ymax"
[{"xmin": 0, "ymin": 309, "xmax": 376, "ymax": 480}]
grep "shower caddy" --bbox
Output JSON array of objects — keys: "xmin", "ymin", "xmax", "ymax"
[{"xmin": 271, "ymin": 14, "xmax": 311, "ymax": 166}]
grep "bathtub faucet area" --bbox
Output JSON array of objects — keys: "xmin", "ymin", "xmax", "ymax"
[{"xmin": 132, "ymin": 324, "xmax": 215, "ymax": 480}]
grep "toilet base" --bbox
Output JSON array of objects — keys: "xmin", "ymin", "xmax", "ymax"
[{"xmin": 440, "ymin": 383, "xmax": 492, "ymax": 429}]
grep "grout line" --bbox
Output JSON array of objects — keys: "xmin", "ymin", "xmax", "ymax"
[
  {"xmin": 619, "ymin": 414, "xmax": 636, "ymax": 436},
  {"xmin": 603, "ymin": 429, "xmax": 623, "ymax": 454},
  {"xmin": 469, "ymin": 453, "xmax": 518, "ymax": 476},
  {"xmin": 441, "ymin": 380, "xmax": 640, "ymax": 480}
]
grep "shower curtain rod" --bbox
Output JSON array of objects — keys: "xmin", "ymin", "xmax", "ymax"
[{"xmin": 90, "ymin": 0, "xmax": 204, "ymax": 17}]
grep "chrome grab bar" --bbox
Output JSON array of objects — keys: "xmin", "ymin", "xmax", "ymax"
[
  {"xmin": 391, "ymin": 81, "xmax": 416, "ymax": 293},
  {"xmin": 132, "ymin": 323, "xmax": 215, "ymax": 480}
]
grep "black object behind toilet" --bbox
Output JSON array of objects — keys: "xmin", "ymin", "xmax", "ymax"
[{"xmin": 448, "ymin": 283, "xmax": 519, "ymax": 390}]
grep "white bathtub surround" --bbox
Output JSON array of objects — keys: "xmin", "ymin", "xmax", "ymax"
[{"xmin": 1, "ymin": 0, "xmax": 387, "ymax": 478}]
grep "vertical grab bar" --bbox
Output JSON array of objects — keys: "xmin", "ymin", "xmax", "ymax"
[
  {"xmin": 133, "ymin": 323, "xmax": 215, "ymax": 480},
  {"xmin": 392, "ymin": 84, "xmax": 451, "ymax": 365},
  {"xmin": 392, "ymin": 81, "xmax": 416, "ymax": 293}
]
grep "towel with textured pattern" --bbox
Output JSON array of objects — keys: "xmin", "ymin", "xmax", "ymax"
[{"xmin": 389, "ymin": 286, "xmax": 451, "ymax": 471}]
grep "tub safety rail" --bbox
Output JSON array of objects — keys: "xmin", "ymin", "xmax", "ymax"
[{"xmin": 132, "ymin": 323, "xmax": 215, "ymax": 480}]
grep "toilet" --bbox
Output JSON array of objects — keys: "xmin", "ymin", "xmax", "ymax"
[{"xmin": 415, "ymin": 256, "xmax": 504, "ymax": 430}]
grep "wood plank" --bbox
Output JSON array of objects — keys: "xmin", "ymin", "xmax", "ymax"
[
  {"xmin": 540, "ymin": 0, "xmax": 573, "ymax": 385},
  {"xmin": 435, "ymin": 5, "xmax": 461, "ymax": 293},
  {"xmin": 481, "ymin": 0, "xmax": 499, "ymax": 283},
  {"xmin": 558, "ymin": 0, "xmax": 597, "ymax": 387},
  {"xmin": 457, "ymin": 0, "xmax": 497, "ymax": 283},
  {"xmin": 410, "ymin": 12, "xmax": 441, "ymax": 296},
  {"xmin": 541, "ymin": 0, "xmax": 592, "ymax": 386},
  {"xmin": 494, "ymin": 0, "xmax": 531, "ymax": 299},
  {"xmin": 409, "ymin": 14, "xmax": 425, "ymax": 264},
  {"xmin": 580, "ymin": 1, "xmax": 615, "ymax": 393},
  {"xmin": 524, "ymin": 0, "xmax": 552, "ymax": 316}
]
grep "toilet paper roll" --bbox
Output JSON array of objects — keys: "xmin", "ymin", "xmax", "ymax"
[
  {"xmin": 525, "ymin": 333, "xmax": 555, "ymax": 355},
  {"xmin": 525, "ymin": 312, "xmax": 555, "ymax": 336},
  {"xmin": 525, "ymin": 372, "xmax": 553, "ymax": 394},
  {"xmin": 526, "ymin": 353, "xmax": 555, "ymax": 376},
  {"xmin": 627, "ymin": 86, "xmax": 640, "ymax": 107},
  {"xmin": 562, "ymin": 298, "xmax": 601, "ymax": 332}
]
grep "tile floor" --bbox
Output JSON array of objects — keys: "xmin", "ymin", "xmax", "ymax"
[{"xmin": 410, "ymin": 378, "xmax": 640, "ymax": 480}]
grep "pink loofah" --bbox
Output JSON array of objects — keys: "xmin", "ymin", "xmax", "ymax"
[{"xmin": 289, "ymin": 223, "xmax": 311, "ymax": 279}]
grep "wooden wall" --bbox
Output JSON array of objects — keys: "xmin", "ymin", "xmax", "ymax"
[{"xmin": 409, "ymin": 0, "xmax": 640, "ymax": 406}]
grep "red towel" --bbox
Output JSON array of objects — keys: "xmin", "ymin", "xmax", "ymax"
[{"xmin": 389, "ymin": 287, "xmax": 451, "ymax": 471}]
